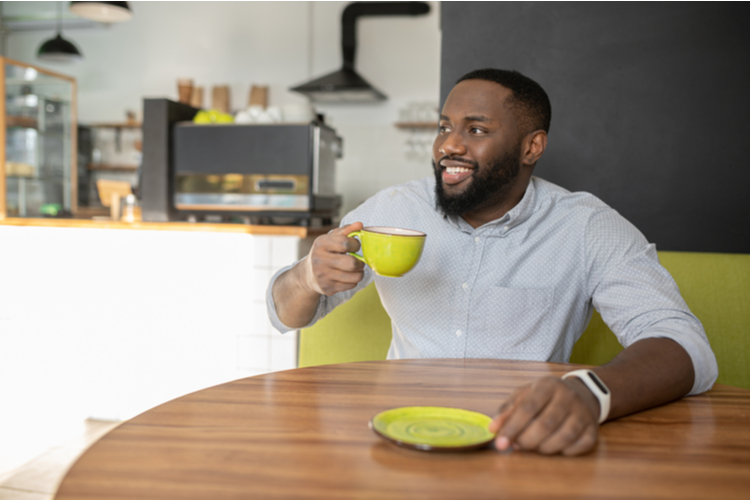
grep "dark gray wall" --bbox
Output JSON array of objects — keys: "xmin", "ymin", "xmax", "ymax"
[{"xmin": 441, "ymin": 2, "xmax": 750, "ymax": 253}]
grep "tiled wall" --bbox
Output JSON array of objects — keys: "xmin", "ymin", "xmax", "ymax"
[{"xmin": 240, "ymin": 235, "xmax": 302, "ymax": 377}]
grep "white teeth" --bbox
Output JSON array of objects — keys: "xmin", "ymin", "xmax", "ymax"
[{"xmin": 445, "ymin": 166, "xmax": 470, "ymax": 174}]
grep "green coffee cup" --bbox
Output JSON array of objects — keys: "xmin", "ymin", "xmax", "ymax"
[{"xmin": 347, "ymin": 226, "xmax": 426, "ymax": 278}]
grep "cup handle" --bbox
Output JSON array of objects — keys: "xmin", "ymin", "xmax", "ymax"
[{"xmin": 347, "ymin": 230, "xmax": 366, "ymax": 263}]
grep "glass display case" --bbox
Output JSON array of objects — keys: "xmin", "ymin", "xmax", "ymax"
[{"xmin": 0, "ymin": 57, "xmax": 76, "ymax": 219}]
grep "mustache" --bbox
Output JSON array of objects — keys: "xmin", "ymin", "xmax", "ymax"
[{"xmin": 436, "ymin": 155, "xmax": 478, "ymax": 169}]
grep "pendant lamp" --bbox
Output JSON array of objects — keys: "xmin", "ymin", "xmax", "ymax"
[
  {"xmin": 69, "ymin": 2, "xmax": 133, "ymax": 23},
  {"xmin": 37, "ymin": 2, "xmax": 83, "ymax": 63}
]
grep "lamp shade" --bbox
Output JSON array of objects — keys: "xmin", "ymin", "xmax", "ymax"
[
  {"xmin": 291, "ymin": 68, "xmax": 387, "ymax": 103},
  {"xmin": 37, "ymin": 34, "xmax": 83, "ymax": 63},
  {"xmin": 69, "ymin": 1, "xmax": 133, "ymax": 23}
]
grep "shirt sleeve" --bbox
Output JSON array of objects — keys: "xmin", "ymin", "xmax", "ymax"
[
  {"xmin": 266, "ymin": 206, "xmax": 376, "ymax": 334},
  {"xmin": 266, "ymin": 261, "xmax": 374, "ymax": 334},
  {"xmin": 585, "ymin": 208, "xmax": 719, "ymax": 395}
]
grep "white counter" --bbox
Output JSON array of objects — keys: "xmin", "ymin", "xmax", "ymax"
[{"xmin": 0, "ymin": 222, "xmax": 308, "ymax": 422}]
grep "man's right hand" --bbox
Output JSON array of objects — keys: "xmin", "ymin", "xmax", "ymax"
[
  {"xmin": 301, "ymin": 222, "xmax": 367, "ymax": 296},
  {"xmin": 272, "ymin": 222, "xmax": 367, "ymax": 329}
]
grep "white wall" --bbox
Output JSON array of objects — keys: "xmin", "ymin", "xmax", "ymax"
[{"xmin": 6, "ymin": 1, "xmax": 442, "ymax": 215}]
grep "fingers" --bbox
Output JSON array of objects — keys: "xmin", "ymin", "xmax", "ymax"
[
  {"xmin": 309, "ymin": 248, "xmax": 364, "ymax": 275},
  {"xmin": 513, "ymin": 382, "xmax": 579, "ymax": 451},
  {"xmin": 561, "ymin": 424, "xmax": 598, "ymax": 456},
  {"xmin": 304, "ymin": 222, "xmax": 367, "ymax": 296},
  {"xmin": 492, "ymin": 377, "xmax": 599, "ymax": 456},
  {"xmin": 336, "ymin": 221, "xmax": 364, "ymax": 235},
  {"xmin": 489, "ymin": 385, "xmax": 529, "ymax": 433},
  {"xmin": 494, "ymin": 378, "xmax": 556, "ymax": 449},
  {"xmin": 333, "ymin": 221, "xmax": 364, "ymax": 248},
  {"xmin": 306, "ymin": 253, "xmax": 364, "ymax": 296},
  {"xmin": 320, "ymin": 222, "xmax": 364, "ymax": 255}
]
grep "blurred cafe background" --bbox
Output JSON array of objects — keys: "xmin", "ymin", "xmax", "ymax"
[
  {"xmin": 1, "ymin": 2, "xmax": 748, "ymax": 498},
  {"xmin": 0, "ymin": 1, "xmax": 440, "ymax": 492}
]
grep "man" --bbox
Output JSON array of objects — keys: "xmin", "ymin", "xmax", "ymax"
[{"xmin": 268, "ymin": 69, "xmax": 718, "ymax": 456}]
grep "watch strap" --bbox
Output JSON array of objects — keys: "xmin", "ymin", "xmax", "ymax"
[{"xmin": 562, "ymin": 369, "xmax": 611, "ymax": 424}]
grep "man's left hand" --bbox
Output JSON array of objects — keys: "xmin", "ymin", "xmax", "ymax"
[{"xmin": 488, "ymin": 376, "xmax": 600, "ymax": 456}]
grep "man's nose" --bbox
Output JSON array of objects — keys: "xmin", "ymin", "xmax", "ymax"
[{"xmin": 438, "ymin": 130, "xmax": 466, "ymax": 157}]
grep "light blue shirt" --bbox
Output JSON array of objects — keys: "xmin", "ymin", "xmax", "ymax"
[{"xmin": 268, "ymin": 176, "xmax": 718, "ymax": 395}]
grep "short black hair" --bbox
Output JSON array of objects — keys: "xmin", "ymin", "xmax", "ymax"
[{"xmin": 456, "ymin": 68, "xmax": 551, "ymax": 134}]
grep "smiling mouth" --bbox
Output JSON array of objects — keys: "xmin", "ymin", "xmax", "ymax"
[
  {"xmin": 439, "ymin": 160, "xmax": 475, "ymax": 186},
  {"xmin": 444, "ymin": 166, "xmax": 472, "ymax": 175}
]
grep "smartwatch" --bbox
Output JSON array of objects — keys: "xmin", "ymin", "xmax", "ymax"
[{"xmin": 561, "ymin": 369, "xmax": 611, "ymax": 424}]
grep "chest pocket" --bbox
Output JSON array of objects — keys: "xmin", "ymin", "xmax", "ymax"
[{"xmin": 469, "ymin": 286, "xmax": 555, "ymax": 357}]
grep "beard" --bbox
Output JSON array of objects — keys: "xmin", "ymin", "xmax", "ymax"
[{"xmin": 434, "ymin": 145, "xmax": 522, "ymax": 217}]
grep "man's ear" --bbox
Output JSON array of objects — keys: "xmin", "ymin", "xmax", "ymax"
[{"xmin": 522, "ymin": 130, "xmax": 548, "ymax": 166}]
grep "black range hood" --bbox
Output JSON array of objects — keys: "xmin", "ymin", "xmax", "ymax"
[{"xmin": 291, "ymin": 2, "xmax": 430, "ymax": 103}]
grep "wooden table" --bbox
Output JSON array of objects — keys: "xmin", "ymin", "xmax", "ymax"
[{"xmin": 55, "ymin": 359, "xmax": 750, "ymax": 499}]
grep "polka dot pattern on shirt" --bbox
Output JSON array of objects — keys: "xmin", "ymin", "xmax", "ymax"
[{"xmin": 267, "ymin": 176, "xmax": 717, "ymax": 394}]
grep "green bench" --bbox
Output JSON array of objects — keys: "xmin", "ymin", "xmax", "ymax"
[{"xmin": 299, "ymin": 251, "xmax": 750, "ymax": 390}]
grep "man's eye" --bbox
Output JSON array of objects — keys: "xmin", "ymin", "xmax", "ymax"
[
  {"xmin": 470, "ymin": 127, "xmax": 485, "ymax": 134},
  {"xmin": 438, "ymin": 125, "xmax": 450, "ymax": 133}
]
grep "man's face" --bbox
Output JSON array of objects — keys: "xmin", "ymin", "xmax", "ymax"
[{"xmin": 433, "ymin": 79, "xmax": 524, "ymax": 216}]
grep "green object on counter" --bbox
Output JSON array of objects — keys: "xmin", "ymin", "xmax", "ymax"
[
  {"xmin": 193, "ymin": 109, "xmax": 234, "ymax": 124},
  {"xmin": 40, "ymin": 203, "xmax": 62, "ymax": 216}
]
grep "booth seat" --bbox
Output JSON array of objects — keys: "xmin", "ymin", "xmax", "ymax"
[{"xmin": 298, "ymin": 252, "xmax": 750, "ymax": 390}]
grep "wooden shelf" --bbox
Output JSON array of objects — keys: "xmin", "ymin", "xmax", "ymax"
[
  {"xmin": 394, "ymin": 121, "xmax": 437, "ymax": 129},
  {"xmin": 75, "ymin": 206, "xmax": 110, "ymax": 218},
  {"xmin": 87, "ymin": 163, "xmax": 139, "ymax": 172},
  {"xmin": 6, "ymin": 115, "xmax": 38, "ymax": 129},
  {"xmin": 86, "ymin": 121, "xmax": 142, "ymax": 128}
]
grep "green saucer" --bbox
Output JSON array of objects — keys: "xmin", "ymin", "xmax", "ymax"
[{"xmin": 370, "ymin": 406, "xmax": 495, "ymax": 452}]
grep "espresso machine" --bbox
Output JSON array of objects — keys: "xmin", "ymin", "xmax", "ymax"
[{"xmin": 140, "ymin": 98, "xmax": 342, "ymax": 225}]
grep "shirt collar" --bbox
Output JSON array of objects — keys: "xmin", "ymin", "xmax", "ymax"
[{"xmin": 440, "ymin": 176, "xmax": 541, "ymax": 234}]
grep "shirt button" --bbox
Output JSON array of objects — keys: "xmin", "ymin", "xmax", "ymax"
[
  {"xmin": 503, "ymin": 224, "xmax": 510, "ymax": 231},
  {"xmin": 456, "ymin": 330, "xmax": 462, "ymax": 337},
  {"xmin": 474, "ymin": 237, "xmax": 480, "ymax": 243},
  {"xmin": 462, "ymin": 283, "xmax": 468, "ymax": 289}
]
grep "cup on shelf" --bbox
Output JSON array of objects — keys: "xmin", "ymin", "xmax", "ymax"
[
  {"xmin": 177, "ymin": 78, "xmax": 194, "ymax": 105},
  {"xmin": 235, "ymin": 105, "xmax": 283, "ymax": 124},
  {"xmin": 282, "ymin": 103, "xmax": 315, "ymax": 123},
  {"xmin": 111, "ymin": 193, "xmax": 121, "ymax": 221},
  {"xmin": 122, "ymin": 194, "xmax": 137, "ymax": 222},
  {"xmin": 265, "ymin": 106, "xmax": 282, "ymax": 123},
  {"xmin": 190, "ymin": 86, "xmax": 204, "ymax": 108},
  {"xmin": 212, "ymin": 86, "xmax": 231, "ymax": 113},
  {"xmin": 234, "ymin": 109, "xmax": 253, "ymax": 124},
  {"xmin": 248, "ymin": 85, "xmax": 268, "ymax": 108}
]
